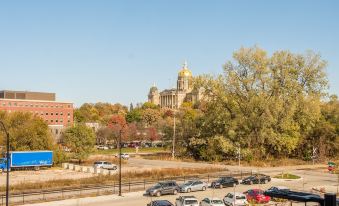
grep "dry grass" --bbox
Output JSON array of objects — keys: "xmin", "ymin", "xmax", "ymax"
[
  {"xmin": 143, "ymin": 155, "xmax": 319, "ymax": 167},
  {"xmin": 0, "ymin": 167, "xmax": 224, "ymax": 193},
  {"xmin": 222, "ymin": 158, "xmax": 318, "ymax": 167}
]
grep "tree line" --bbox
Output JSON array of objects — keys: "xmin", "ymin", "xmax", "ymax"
[{"xmin": 1, "ymin": 47, "xmax": 338, "ymax": 163}]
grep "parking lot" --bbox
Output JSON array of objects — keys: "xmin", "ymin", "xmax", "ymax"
[{"xmin": 23, "ymin": 168, "xmax": 338, "ymax": 206}]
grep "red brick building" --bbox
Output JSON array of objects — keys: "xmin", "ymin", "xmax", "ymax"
[{"xmin": 0, "ymin": 90, "xmax": 73, "ymax": 142}]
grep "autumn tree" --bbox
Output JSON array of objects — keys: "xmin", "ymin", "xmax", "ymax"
[
  {"xmin": 107, "ymin": 114, "xmax": 129, "ymax": 145},
  {"xmin": 0, "ymin": 111, "xmax": 54, "ymax": 151},
  {"xmin": 147, "ymin": 127, "xmax": 159, "ymax": 143}
]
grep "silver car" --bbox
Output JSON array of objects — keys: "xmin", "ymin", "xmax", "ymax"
[
  {"xmin": 179, "ymin": 180, "xmax": 208, "ymax": 193},
  {"xmin": 93, "ymin": 161, "xmax": 117, "ymax": 170}
]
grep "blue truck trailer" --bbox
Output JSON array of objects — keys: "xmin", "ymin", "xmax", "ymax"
[{"xmin": 0, "ymin": 151, "xmax": 53, "ymax": 171}]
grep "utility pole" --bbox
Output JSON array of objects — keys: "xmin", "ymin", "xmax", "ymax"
[
  {"xmin": 312, "ymin": 146, "xmax": 317, "ymax": 165},
  {"xmin": 172, "ymin": 112, "xmax": 176, "ymax": 159},
  {"xmin": 118, "ymin": 122, "xmax": 127, "ymax": 197},
  {"xmin": 119, "ymin": 129, "xmax": 122, "ymax": 196},
  {"xmin": 237, "ymin": 145, "xmax": 241, "ymax": 167},
  {"xmin": 0, "ymin": 121, "xmax": 10, "ymax": 206}
]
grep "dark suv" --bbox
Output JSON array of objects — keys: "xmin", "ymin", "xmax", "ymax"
[
  {"xmin": 147, "ymin": 200, "xmax": 174, "ymax": 206},
  {"xmin": 146, "ymin": 181, "xmax": 180, "ymax": 196},
  {"xmin": 241, "ymin": 174, "xmax": 271, "ymax": 185},
  {"xmin": 211, "ymin": 176, "xmax": 239, "ymax": 188}
]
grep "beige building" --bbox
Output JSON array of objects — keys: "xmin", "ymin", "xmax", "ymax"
[{"xmin": 148, "ymin": 61, "xmax": 203, "ymax": 109}]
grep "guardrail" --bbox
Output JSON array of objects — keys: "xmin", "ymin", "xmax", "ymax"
[{"xmin": 0, "ymin": 170, "xmax": 251, "ymax": 205}]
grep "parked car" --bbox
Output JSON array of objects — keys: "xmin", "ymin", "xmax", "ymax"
[
  {"xmin": 265, "ymin": 186, "xmax": 290, "ymax": 202},
  {"xmin": 62, "ymin": 146, "xmax": 71, "ymax": 152},
  {"xmin": 244, "ymin": 189, "xmax": 271, "ymax": 204},
  {"xmin": 108, "ymin": 145, "xmax": 116, "ymax": 149},
  {"xmin": 200, "ymin": 197, "xmax": 224, "ymax": 206},
  {"xmin": 266, "ymin": 186, "xmax": 290, "ymax": 192},
  {"xmin": 223, "ymin": 192, "xmax": 248, "ymax": 206},
  {"xmin": 116, "ymin": 153, "xmax": 130, "ymax": 159},
  {"xmin": 146, "ymin": 181, "xmax": 180, "ymax": 196},
  {"xmin": 97, "ymin": 145, "xmax": 109, "ymax": 150},
  {"xmin": 179, "ymin": 180, "xmax": 208, "ymax": 193},
  {"xmin": 211, "ymin": 177, "xmax": 239, "ymax": 188},
  {"xmin": 175, "ymin": 196, "xmax": 199, "ymax": 206},
  {"xmin": 241, "ymin": 174, "xmax": 271, "ymax": 185},
  {"xmin": 147, "ymin": 200, "xmax": 174, "ymax": 206},
  {"xmin": 93, "ymin": 161, "xmax": 117, "ymax": 170}
]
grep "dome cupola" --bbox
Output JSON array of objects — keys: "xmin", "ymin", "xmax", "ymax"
[{"xmin": 178, "ymin": 60, "xmax": 192, "ymax": 77}]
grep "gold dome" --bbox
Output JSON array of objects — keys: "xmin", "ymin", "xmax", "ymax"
[{"xmin": 178, "ymin": 61, "xmax": 193, "ymax": 77}]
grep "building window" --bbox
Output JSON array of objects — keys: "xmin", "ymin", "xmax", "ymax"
[
  {"xmin": 8, "ymin": 102, "xmax": 11, "ymax": 106},
  {"xmin": 14, "ymin": 102, "xmax": 17, "ymax": 106},
  {"xmin": 51, "ymin": 120, "xmax": 53, "ymax": 123},
  {"xmin": 60, "ymin": 112, "xmax": 63, "ymax": 116},
  {"xmin": 56, "ymin": 119, "xmax": 59, "ymax": 123},
  {"xmin": 56, "ymin": 112, "xmax": 58, "ymax": 116},
  {"xmin": 51, "ymin": 113, "xmax": 53, "ymax": 115},
  {"xmin": 68, "ymin": 105, "xmax": 71, "ymax": 108},
  {"xmin": 30, "ymin": 104, "xmax": 33, "ymax": 107},
  {"xmin": 51, "ymin": 105, "xmax": 54, "ymax": 108},
  {"xmin": 60, "ymin": 119, "xmax": 63, "ymax": 123},
  {"xmin": 55, "ymin": 129, "xmax": 59, "ymax": 135},
  {"xmin": 46, "ymin": 112, "xmax": 48, "ymax": 115},
  {"xmin": 68, "ymin": 120, "xmax": 70, "ymax": 123},
  {"xmin": 67, "ymin": 112, "xmax": 70, "ymax": 116}
]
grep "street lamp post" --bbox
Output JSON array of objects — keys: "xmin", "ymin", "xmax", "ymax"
[
  {"xmin": 118, "ymin": 123, "xmax": 127, "ymax": 197},
  {"xmin": 0, "ymin": 120, "xmax": 10, "ymax": 206}
]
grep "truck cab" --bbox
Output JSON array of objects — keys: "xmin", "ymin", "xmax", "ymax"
[{"xmin": 0, "ymin": 158, "xmax": 9, "ymax": 172}]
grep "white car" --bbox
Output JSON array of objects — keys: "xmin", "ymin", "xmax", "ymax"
[
  {"xmin": 175, "ymin": 196, "xmax": 199, "ymax": 206},
  {"xmin": 223, "ymin": 192, "xmax": 248, "ymax": 206},
  {"xmin": 116, "ymin": 153, "xmax": 130, "ymax": 159},
  {"xmin": 97, "ymin": 145, "xmax": 109, "ymax": 150},
  {"xmin": 93, "ymin": 161, "xmax": 117, "ymax": 170},
  {"xmin": 200, "ymin": 197, "xmax": 224, "ymax": 206}
]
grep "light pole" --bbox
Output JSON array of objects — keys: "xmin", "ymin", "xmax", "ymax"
[
  {"xmin": 0, "ymin": 120, "xmax": 10, "ymax": 206},
  {"xmin": 118, "ymin": 123, "xmax": 127, "ymax": 197}
]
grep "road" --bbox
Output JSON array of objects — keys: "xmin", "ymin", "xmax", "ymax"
[{"xmin": 24, "ymin": 168, "xmax": 338, "ymax": 206}]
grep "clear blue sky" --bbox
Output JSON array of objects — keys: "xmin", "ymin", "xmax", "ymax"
[{"xmin": 0, "ymin": 1, "xmax": 338, "ymax": 107}]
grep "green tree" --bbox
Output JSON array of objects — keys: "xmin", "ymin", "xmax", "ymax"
[
  {"xmin": 126, "ymin": 108, "xmax": 142, "ymax": 123},
  {"xmin": 194, "ymin": 46, "xmax": 328, "ymax": 159},
  {"xmin": 62, "ymin": 124, "xmax": 96, "ymax": 163}
]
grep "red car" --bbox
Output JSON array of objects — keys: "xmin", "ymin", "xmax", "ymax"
[{"xmin": 244, "ymin": 189, "xmax": 271, "ymax": 203}]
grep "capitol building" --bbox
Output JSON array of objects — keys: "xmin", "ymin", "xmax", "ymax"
[{"xmin": 148, "ymin": 61, "xmax": 203, "ymax": 109}]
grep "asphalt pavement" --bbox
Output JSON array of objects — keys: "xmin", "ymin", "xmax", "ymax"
[{"xmin": 24, "ymin": 167, "xmax": 338, "ymax": 206}]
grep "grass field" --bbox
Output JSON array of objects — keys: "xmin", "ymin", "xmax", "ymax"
[
  {"xmin": 274, "ymin": 173, "xmax": 301, "ymax": 179},
  {"xmin": 94, "ymin": 147, "xmax": 169, "ymax": 155}
]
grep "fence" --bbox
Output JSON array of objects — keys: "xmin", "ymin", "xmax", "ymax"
[{"xmin": 0, "ymin": 170, "xmax": 251, "ymax": 205}]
